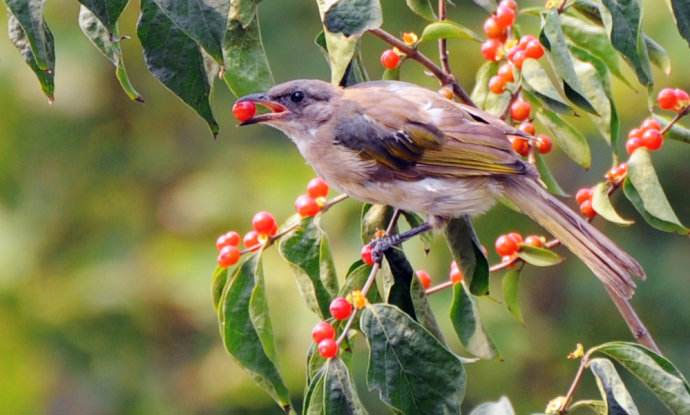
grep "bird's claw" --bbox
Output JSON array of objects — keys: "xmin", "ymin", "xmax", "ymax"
[{"xmin": 371, "ymin": 234, "xmax": 401, "ymax": 263}]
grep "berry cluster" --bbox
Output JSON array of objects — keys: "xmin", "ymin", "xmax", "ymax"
[
  {"xmin": 575, "ymin": 188, "xmax": 596, "ymax": 219},
  {"xmin": 495, "ymin": 231, "xmax": 545, "ymax": 262},
  {"xmin": 505, "ymin": 97, "xmax": 552, "ymax": 156},
  {"xmin": 295, "ymin": 177, "xmax": 330, "ymax": 217},
  {"xmin": 311, "ymin": 294, "xmax": 364, "ymax": 359},
  {"xmin": 485, "ymin": 31, "xmax": 545, "ymax": 95},
  {"xmin": 625, "ymin": 118, "xmax": 664, "ymax": 154},
  {"xmin": 215, "ymin": 211, "xmax": 278, "ymax": 268},
  {"xmin": 657, "ymin": 87, "xmax": 690, "ymax": 113}
]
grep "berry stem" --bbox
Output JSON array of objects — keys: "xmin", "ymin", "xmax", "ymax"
[
  {"xmin": 558, "ymin": 350, "xmax": 592, "ymax": 415},
  {"xmin": 659, "ymin": 106, "xmax": 689, "ymax": 136},
  {"xmin": 557, "ymin": 0, "xmax": 570, "ymax": 13},
  {"xmin": 368, "ymin": 28, "xmax": 475, "ymax": 107},
  {"xmin": 437, "ymin": 0, "xmax": 452, "ymax": 75}
]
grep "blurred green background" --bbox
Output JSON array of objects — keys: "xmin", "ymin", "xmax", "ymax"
[{"xmin": 1, "ymin": 1, "xmax": 688, "ymax": 414}]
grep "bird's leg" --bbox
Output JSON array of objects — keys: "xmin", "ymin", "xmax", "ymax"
[{"xmin": 371, "ymin": 222, "xmax": 434, "ymax": 263}]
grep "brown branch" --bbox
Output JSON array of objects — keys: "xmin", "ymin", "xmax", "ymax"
[
  {"xmin": 367, "ymin": 28, "xmax": 475, "ymax": 107},
  {"xmin": 437, "ymin": 0, "xmax": 451, "ymax": 75},
  {"xmin": 558, "ymin": 351, "xmax": 591, "ymax": 414}
]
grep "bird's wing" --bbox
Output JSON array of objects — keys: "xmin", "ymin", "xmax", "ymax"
[{"xmin": 339, "ymin": 82, "xmax": 529, "ymax": 179}]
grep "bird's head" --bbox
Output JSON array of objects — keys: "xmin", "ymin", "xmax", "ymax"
[{"xmin": 236, "ymin": 79, "xmax": 341, "ymax": 137}]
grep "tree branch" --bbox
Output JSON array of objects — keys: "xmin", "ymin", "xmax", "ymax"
[{"xmin": 438, "ymin": 0, "xmax": 452, "ymax": 75}]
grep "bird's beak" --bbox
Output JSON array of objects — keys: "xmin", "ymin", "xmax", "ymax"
[{"xmin": 236, "ymin": 93, "xmax": 288, "ymax": 125}]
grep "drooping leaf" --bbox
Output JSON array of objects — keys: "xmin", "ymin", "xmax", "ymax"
[
  {"xmin": 279, "ymin": 217, "xmax": 339, "ymax": 318},
  {"xmin": 324, "ymin": 358, "xmax": 370, "ymax": 415},
  {"xmin": 471, "ymin": 61, "xmax": 512, "ymax": 116},
  {"xmin": 406, "ymin": 0, "xmax": 436, "ymax": 20},
  {"xmin": 450, "ymin": 281, "xmax": 498, "ymax": 359},
  {"xmin": 502, "ymin": 268, "xmax": 524, "ymax": 324},
  {"xmin": 521, "ymin": 59, "xmax": 573, "ymax": 114},
  {"xmin": 623, "ymin": 149, "xmax": 689, "ymax": 234},
  {"xmin": 669, "ymin": 0, "xmax": 690, "ymax": 48},
  {"xmin": 304, "ymin": 368, "xmax": 327, "ymax": 415},
  {"xmin": 7, "ymin": 14, "xmax": 54, "ymax": 100},
  {"xmin": 360, "ymin": 304, "xmax": 466, "ymax": 415},
  {"xmin": 315, "ymin": 31, "xmax": 369, "ymax": 86},
  {"xmin": 5, "ymin": 0, "xmax": 53, "ymax": 70},
  {"xmin": 150, "ymin": 0, "xmax": 229, "ymax": 63},
  {"xmin": 644, "ymin": 35, "xmax": 671, "ymax": 75},
  {"xmin": 517, "ymin": 245, "xmax": 564, "ymax": 267},
  {"xmin": 592, "ymin": 182, "xmax": 634, "ymax": 225},
  {"xmin": 535, "ymin": 108, "xmax": 592, "ymax": 168},
  {"xmin": 419, "ymin": 21, "xmax": 481, "ymax": 43},
  {"xmin": 468, "ymin": 396, "xmax": 516, "ymax": 415},
  {"xmin": 218, "ymin": 254, "xmax": 293, "ymax": 413},
  {"xmin": 535, "ymin": 153, "xmax": 569, "ymax": 197},
  {"xmin": 212, "ymin": 266, "xmax": 228, "ymax": 311},
  {"xmin": 229, "ymin": 0, "xmax": 258, "ymax": 28},
  {"xmin": 138, "ymin": 0, "xmax": 219, "ymax": 135},
  {"xmin": 588, "ymin": 358, "xmax": 640, "ymax": 415},
  {"xmin": 541, "ymin": 10, "xmax": 598, "ymax": 114},
  {"xmin": 591, "ymin": 341, "xmax": 690, "ymax": 414},
  {"xmin": 79, "ymin": 6, "xmax": 143, "ymax": 102},
  {"xmin": 445, "ymin": 216, "xmax": 490, "ymax": 296},
  {"xmin": 77, "ymin": 0, "xmax": 129, "ymax": 32},
  {"xmin": 223, "ymin": 11, "xmax": 274, "ymax": 97}
]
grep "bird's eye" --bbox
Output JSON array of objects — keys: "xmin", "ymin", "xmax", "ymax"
[{"xmin": 290, "ymin": 91, "xmax": 304, "ymax": 103}]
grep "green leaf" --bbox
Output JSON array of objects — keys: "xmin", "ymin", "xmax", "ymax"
[
  {"xmin": 229, "ymin": 0, "xmax": 258, "ymax": 28},
  {"xmin": 469, "ymin": 396, "xmax": 516, "ymax": 415},
  {"xmin": 521, "ymin": 59, "xmax": 572, "ymax": 114},
  {"xmin": 590, "ymin": 341, "xmax": 690, "ymax": 415},
  {"xmin": 279, "ymin": 217, "xmax": 339, "ymax": 318},
  {"xmin": 450, "ymin": 281, "xmax": 498, "ymax": 359},
  {"xmin": 588, "ymin": 358, "xmax": 640, "ymax": 415},
  {"xmin": 406, "ymin": 0, "xmax": 436, "ymax": 20},
  {"xmin": 569, "ymin": 400, "xmax": 607, "ymax": 415},
  {"xmin": 644, "ymin": 35, "xmax": 671, "ymax": 75},
  {"xmin": 592, "ymin": 182, "xmax": 634, "ymax": 225},
  {"xmin": 211, "ymin": 266, "xmax": 228, "ymax": 311},
  {"xmin": 445, "ymin": 216, "xmax": 490, "ymax": 296},
  {"xmin": 324, "ymin": 358, "xmax": 370, "ymax": 415},
  {"xmin": 218, "ymin": 254, "xmax": 293, "ymax": 413},
  {"xmin": 5, "ymin": 0, "xmax": 53, "ymax": 70},
  {"xmin": 597, "ymin": 0, "xmax": 653, "ymax": 86},
  {"xmin": 138, "ymin": 0, "xmax": 219, "ymax": 135},
  {"xmin": 541, "ymin": 10, "xmax": 597, "ymax": 114},
  {"xmin": 471, "ymin": 61, "xmax": 512, "ymax": 116},
  {"xmin": 535, "ymin": 153, "xmax": 569, "ymax": 197},
  {"xmin": 7, "ymin": 14, "xmax": 54, "ymax": 100},
  {"xmin": 315, "ymin": 31, "xmax": 369, "ymax": 86},
  {"xmin": 360, "ymin": 304, "xmax": 466, "ymax": 415},
  {"xmin": 517, "ymin": 245, "xmax": 564, "ymax": 267},
  {"xmin": 669, "ymin": 0, "xmax": 690, "ymax": 48},
  {"xmin": 339, "ymin": 262, "xmax": 380, "ymax": 302},
  {"xmin": 502, "ymin": 268, "xmax": 523, "ymax": 324},
  {"xmin": 150, "ymin": 0, "xmax": 229, "ymax": 63},
  {"xmin": 304, "ymin": 368, "xmax": 326, "ymax": 415},
  {"xmin": 419, "ymin": 21, "xmax": 481, "ymax": 43},
  {"xmin": 323, "ymin": 0, "xmax": 382, "ymax": 37},
  {"xmin": 360, "ymin": 204, "xmax": 394, "ymax": 243},
  {"xmin": 223, "ymin": 11, "xmax": 274, "ymax": 97},
  {"xmin": 79, "ymin": 6, "xmax": 143, "ymax": 102},
  {"xmin": 624, "ymin": 149, "xmax": 689, "ymax": 234},
  {"xmin": 77, "ymin": 0, "xmax": 129, "ymax": 32},
  {"xmin": 535, "ymin": 108, "xmax": 592, "ymax": 168}
]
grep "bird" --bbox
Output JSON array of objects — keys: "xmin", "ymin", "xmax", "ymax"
[{"xmin": 236, "ymin": 79, "xmax": 645, "ymax": 299}]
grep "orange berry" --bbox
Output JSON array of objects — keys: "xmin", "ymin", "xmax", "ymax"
[
  {"xmin": 416, "ymin": 270, "xmax": 432, "ymax": 289},
  {"xmin": 484, "ymin": 16, "xmax": 507, "ymax": 39},
  {"xmin": 489, "ymin": 75, "xmax": 507, "ymax": 94},
  {"xmin": 657, "ymin": 88, "xmax": 678, "ymax": 110},
  {"xmin": 511, "ymin": 137, "xmax": 530, "ymax": 156},
  {"xmin": 380, "ymin": 49, "xmax": 400, "ymax": 69},
  {"xmin": 449, "ymin": 261, "xmax": 463, "ymax": 284},
  {"xmin": 524, "ymin": 235, "xmax": 544, "ymax": 248},
  {"xmin": 641, "ymin": 129, "xmax": 663, "ymax": 150},
  {"xmin": 575, "ymin": 188, "xmax": 593, "ymax": 205},
  {"xmin": 497, "ymin": 63, "xmax": 515, "ymax": 83},
  {"xmin": 626, "ymin": 137, "xmax": 643, "ymax": 155},
  {"xmin": 580, "ymin": 199, "xmax": 596, "ymax": 219},
  {"xmin": 641, "ymin": 118, "xmax": 661, "ymax": 132},
  {"xmin": 495, "ymin": 234, "xmax": 519, "ymax": 256},
  {"xmin": 217, "ymin": 245, "xmax": 241, "ymax": 268},
  {"xmin": 481, "ymin": 39, "xmax": 503, "ymax": 61},
  {"xmin": 510, "ymin": 99, "xmax": 531, "ymax": 121},
  {"xmin": 536, "ymin": 134, "xmax": 552, "ymax": 154},
  {"xmin": 216, "ymin": 231, "xmax": 241, "ymax": 250},
  {"xmin": 518, "ymin": 121, "xmax": 536, "ymax": 135},
  {"xmin": 495, "ymin": 4, "xmax": 516, "ymax": 28}
]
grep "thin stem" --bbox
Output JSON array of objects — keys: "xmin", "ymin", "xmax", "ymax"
[
  {"xmin": 367, "ymin": 28, "xmax": 475, "ymax": 107},
  {"xmin": 438, "ymin": 0, "xmax": 451, "ymax": 75},
  {"xmin": 557, "ymin": 0, "xmax": 569, "ymax": 14},
  {"xmin": 558, "ymin": 352, "xmax": 591, "ymax": 414},
  {"xmin": 660, "ymin": 106, "xmax": 689, "ymax": 135}
]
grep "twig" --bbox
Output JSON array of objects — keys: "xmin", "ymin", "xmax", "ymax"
[
  {"xmin": 660, "ymin": 106, "xmax": 689, "ymax": 135},
  {"xmin": 557, "ymin": 0, "xmax": 569, "ymax": 14},
  {"xmin": 367, "ymin": 28, "xmax": 475, "ymax": 107},
  {"xmin": 558, "ymin": 351, "xmax": 591, "ymax": 414},
  {"xmin": 437, "ymin": 0, "xmax": 452, "ymax": 75}
]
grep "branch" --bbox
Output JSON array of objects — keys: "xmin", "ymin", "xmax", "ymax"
[
  {"xmin": 437, "ymin": 0, "xmax": 451, "ymax": 75},
  {"xmin": 558, "ymin": 350, "xmax": 591, "ymax": 414},
  {"xmin": 367, "ymin": 28, "xmax": 475, "ymax": 107}
]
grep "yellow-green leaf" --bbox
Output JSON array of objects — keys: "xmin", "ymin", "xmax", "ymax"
[
  {"xmin": 592, "ymin": 182, "xmax": 634, "ymax": 225},
  {"xmin": 517, "ymin": 245, "xmax": 564, "ymax": 267},
  {"xmin": 419, "ymin": 21, "xmax": 481, "ymax": 43}
]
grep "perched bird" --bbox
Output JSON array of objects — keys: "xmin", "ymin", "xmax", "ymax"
[{"xmin": 237, "ymin": 79, "xmax": 644, "ymax": 298}]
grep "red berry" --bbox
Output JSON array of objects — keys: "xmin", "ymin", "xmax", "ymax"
[
  {"xmin": 243, "ymin": 230, "xmax": 261, "ymax": 251},
  {"xmin": 536, "ymin": 134, "xmax": 553, "ymax": 154},
  {"xmin": 312, "ymin": 321, "xmax": 335, "ymax": 343},
  {"xmin": 361, "ymin": 244, "xmax": 374, "ymax": 266},
  {"xmin": 495, "ymin": 234, "xmax": 519, "ymax": 256},
  {"xmin": 575, "ymin": 188, "xmax": 593, "ymax": 204},
  {"xmin": 307, "ymin": 177, "xmax": 329, "ymax": 198},
  {"xmin": 489, "ymin": 76, "xmax": 507, "ymax": 94},
  {"xmin": 580, "ymin": 199, "xmax": 596, "ymax": 219},
  {"xmin": 606, "ymin": 163, "xmax": 628, "ymax": 182},
  {"xmin": 483, "ymin": 16, "xmax": 506, "ymax": 39},
  {"xmin": 481, "ymin": 39, "xmax": 502, "ymax": 61},
  {"xmin": 657, "ymin": 88, "xmax": 678, "ymax": 110},
  {"xmin": 626, "ymin": 137, "xmax": 643, "ymax": 155},
  {"xmin": 217, "ymin": 245, "xmax": 241, "ymax": 268},
  {"xmin": 329, "ymin": 297, "xmax": 353, "ymax": 320},
  {"xmin": 317, "ymin": 338, "xmax": 339, "ymax": 359},
  {"xmin": 518, "ymin": 34, "xmax": 537, "ymax": 49},
  {"xmin": 674, "ymin": 89, "xmax": 690, "ymax": 110},
  {"xmin": 495, "ymin": 4, "xmax": 516, "ymax": 28},
  {"xmin": 641, "ymin": 118, "xmax": 661, "ymax": 132},
  {"xmin": 500, "ymin": 0, "xmax": 518, "ymax": 10},
  {"xmin": 380, "ymin": 49, "xmax": 400, "ymax": 69},
  {"xmin": 518, "ymin": 121, "xmax": 536, "ymax": 135},
  {"xmin": 511, "ymin": 137, "xmax": 530, "ymax": 156},
  {"xmin": 628, "ymin": 128, "xmax": 643, "ymax": 140},
  {"xmin": 524, "ymin": 235, "xmax": 544, "ymax": 248},
  {"xmin": 641, "ymin": 129, "xmax": 663, "ymax": 150},
  {"xmin": 449, "ymin": 262, "xmax": 463, "ymax": 284},
  {"xmin": 216, "ymin": 231, "xmax": 241, "ymax": 250},
  {"xmin": 510, "ymin": 99, "xmax": 531, "ymax": 121},
  {"xmin": 510, "ymin": 49, "xmax": 527, "ymax": 69},
  {"xmin": 497, "ymin": 63, "xmax": 514, "ymax": 83},
  {"xmin": 295, "ymin": 194, "xmax": 320, "ymax": 217},
  {"xmin": 416, "ymin": 270, "xmax": 432, "ymax": 289},
  {"xmin": 525, "ymin": 39, "xmax": 545, "ymax": 59},
  {"xmin": 232, "ymin": 100, "xmax": 256, "ymax": 122},
  {"xmin": 506, "ymin": 232, "xmax": 523, "ymax": 245},
  {"xmin": 252, "ymin": 211, "xmax": 277, "ymax": 236}
]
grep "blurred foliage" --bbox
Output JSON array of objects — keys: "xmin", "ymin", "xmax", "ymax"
[{"xmin": 0, "ymin": 1, "xmax": 689, "ymax": 414}]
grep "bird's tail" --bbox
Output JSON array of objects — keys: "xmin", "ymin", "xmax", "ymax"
[{"xmin": 501, "ymin": 176, "xmax": 645, "ymax": 298}]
